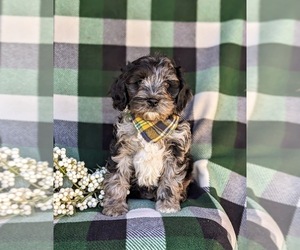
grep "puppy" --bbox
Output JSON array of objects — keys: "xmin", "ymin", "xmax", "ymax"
[{"xmin": 102, "ymin": 55, "xmax": 193, "ymax": 216}]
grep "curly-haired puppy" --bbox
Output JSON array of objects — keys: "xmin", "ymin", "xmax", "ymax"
[{"xmin": 102, "ymin": 55, "xmax": 193, "ymax": 217}]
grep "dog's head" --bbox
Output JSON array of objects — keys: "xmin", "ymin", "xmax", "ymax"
[{"xmin": 110, "ymin": 55, "xmax": 192, "ymax": 122}]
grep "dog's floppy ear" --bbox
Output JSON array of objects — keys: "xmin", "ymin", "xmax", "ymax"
[
  {"xmin": 110, "ymin": 72, "xmax": 128, "ymax": 111},
  {"xmin": 175, "ymin": 66, "xmax": 193, "ymax": 113}
]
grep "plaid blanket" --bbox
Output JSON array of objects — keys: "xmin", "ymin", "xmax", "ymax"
[
  {"xmin": 246, "ymin": 1, "xmax": 300, "ymax": 249},
  {"xmin": 0, "ymin": 0, "xmax": 53, "ymax": 249},
  {"xmin": 1, "ymin": 0, "xmax": 298, "ymax": 249},
  {"xmin": 54, "ymin": 193, "xmax": 237, "ymax": 250},
  {"xmin": 53, "ymin": 0, "xmax": 246, "ymax": 249}
]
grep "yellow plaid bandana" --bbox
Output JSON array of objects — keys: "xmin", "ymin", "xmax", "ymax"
[{"xmin": 132, "ymin": 114, "xmax": 180, "ymax": 143}]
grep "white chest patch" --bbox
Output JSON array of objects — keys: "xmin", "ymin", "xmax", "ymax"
[{"xmin": 133, "ymin": 137, "xmax": 165, "ymax": 187}]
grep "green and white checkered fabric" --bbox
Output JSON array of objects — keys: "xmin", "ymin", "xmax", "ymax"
[
  {"xmin": 1, "ymin": 0, "xmax": 298, "ymax": 249},
  {"xmin": 54, "ymin": 197, "xmax": 237, "ymax": 250},
  {"xmin": 0, "ymin": 1, "xmax": 53, "ymax": 249},
  {"xmin": 54, "ymin": 0, "xmax": 246, "ymax": 249},
  {"xmin": 0, "ymin": 0, "xmax": 53, "ymax": 162},
  {"xmin": 246, "ymin": 0, "xmax": 300, "ymax": 249}
]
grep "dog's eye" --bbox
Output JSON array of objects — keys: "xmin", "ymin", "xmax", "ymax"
[
  {"xmin": 166, "ymin": 80, "xmax": 179, "ymax": 87},
  {"xmin": 166, "ymin": 80, "xmax": 179, "ymax": 97},
  {"xmin": 127, "ymin": 80, "xmax": 141, "ymax": 92},
  {"xmin": 127, "ymin": 80, "xmax": 141, "ymax": 86},
  {"xmin": 163, "ymin": 81, "xmax": 170, "ymax": 88},
  {"xmin": 133, "ymin": 80, "xmax": 142, "ymax": 89}
]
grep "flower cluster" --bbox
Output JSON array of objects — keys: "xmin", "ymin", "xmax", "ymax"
[
  {"xmin": 0, "ymin": 147, "xmax": 52, "ymax": 216},
  {"xmin": 0, "ymin": 147, "xmax": 107, "ymax": 218},
  {"xmin": 53, "ymin": 147, "xmax": 107, "ymax": 217}
]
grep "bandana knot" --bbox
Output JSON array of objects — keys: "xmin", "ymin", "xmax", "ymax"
[{"xmin": 132, "ymin": 114, "xmax": 180, "ymax": 143}]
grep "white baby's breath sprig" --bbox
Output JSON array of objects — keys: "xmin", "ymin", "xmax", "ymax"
[
  {"xmin": 0, "ymin": 146, "xmax": 107, "ymax": 218},
  {"xmin": 53, "ymin": 147, "xmax": 107, "ymax": 217},
  {"xmin": 0, "ymin": 147, "xmax": 53, "ymax": 217}
]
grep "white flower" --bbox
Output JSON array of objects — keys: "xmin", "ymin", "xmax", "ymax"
[{"xmin": 1, "ymin": 146, "xmax": 107, "ymax": 218}]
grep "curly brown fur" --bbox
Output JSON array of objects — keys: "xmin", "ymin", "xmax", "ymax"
[{"xmin": 102, "ymin": 55, "xmax": 193, "ymax": 217}]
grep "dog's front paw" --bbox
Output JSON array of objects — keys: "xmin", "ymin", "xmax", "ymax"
[
  {"xmin": 156, "ymin": 200, "xmax": 181, "ymax": 213},
  {"xmin": 102, "ymin": 204, "xmax": 128, "ymax": 217}
]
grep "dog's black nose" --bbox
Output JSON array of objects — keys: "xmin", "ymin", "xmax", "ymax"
[{"xmin": 147, "ymin": 98, "xmax": 159, "ymax": 107}]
